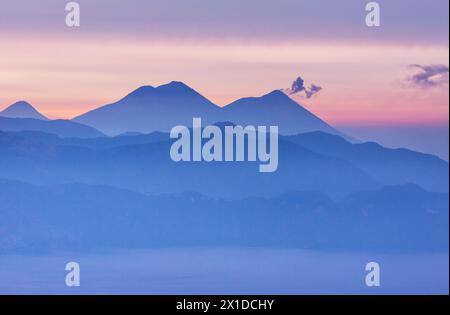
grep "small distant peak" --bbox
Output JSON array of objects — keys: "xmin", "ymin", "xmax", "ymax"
[{"xmin": 1, "ymin": 100, "xmax": 48, "ymax": 120}]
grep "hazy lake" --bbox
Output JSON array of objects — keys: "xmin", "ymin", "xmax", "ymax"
[{"xmin": 0, "ymin": 248, "xmax": 448, "ymax": 294}]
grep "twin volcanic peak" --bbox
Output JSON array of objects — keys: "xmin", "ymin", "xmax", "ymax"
[
  {"xmin": 73, "ymin": 81, "xmax": 344, "ymax": 137},
  {"xmin": 0, "ymin": 101, "xmax": 48, "ymax": 120},
  {"xmin": 73, "ymin": 81, "xmax": 221, "ymax": 136}
]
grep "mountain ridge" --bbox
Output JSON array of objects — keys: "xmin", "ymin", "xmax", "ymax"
[
  {"xmin": 0, "ymin": 116, "xmax": 104, "ymax": 138},
  {"xmin": 0, "ymin": 101, "xmax": 48, "ymax": 120},
  {"xmin": 72, "ymin": 81, "xmax": 346, "ymax": 137},
  {"xmin": 221, "ymin": 89, "xmax": 345, "ymax": 137},
  {"xmin": 0, "ymin": 178, "xmax": 447, "ymax": 253}
]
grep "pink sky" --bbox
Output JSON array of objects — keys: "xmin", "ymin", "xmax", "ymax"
[{"xmin": 0, "ymin": 36, "xmax": 448, "ymax": 126}]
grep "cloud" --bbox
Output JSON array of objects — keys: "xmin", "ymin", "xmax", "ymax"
[
  {"xmin": 407, "ymin": 64, "xmax": 449, "ymax": 88},
  {"xmin": 305, "ymin": 84, "xmax": 323, "ymax": 98},
  {"xmin": 290, "ymin": 77, "xmax": 306, "ymax": 94},
  {"xmin": 286, "ymin": 76, "xmax": 322, "ymax": 99}
]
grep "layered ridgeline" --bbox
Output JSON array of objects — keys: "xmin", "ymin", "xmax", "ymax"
[
  {"xmin": 0, "ymin": 179, "xmax": 448, "ymax": 253},
  {"xmin": 0, "ymin": 129, "xmax": 447, "ymax": 199},
  {"xmin": 0, "ymin": 129, "xmax": 448, "ymax": 253},
  {"xmin": 0, "ymin": 82, "xmax": 448, "ymax": 253},
  {"xmin": 0, "ymin": 101, "xmax": 104, "ymax": 138},
  {"xmin": 73, "ymin": 81, "xmax": 344, "ymax": 137}
]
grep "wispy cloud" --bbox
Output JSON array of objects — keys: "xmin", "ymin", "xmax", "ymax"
[{"xmin": 407, "ymin": 64, "xmax": 449, "ymax": 88}]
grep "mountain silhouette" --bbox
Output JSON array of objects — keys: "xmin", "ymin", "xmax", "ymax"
[
  {"xmin": 1, "ymin": 82, "xmax": 448, "ymax": 256},
  {"xmin": 0, "ymin": 117, "xmax": 104, "ymax": 138},
  {"xmin": 221, "ymin": 90, "xmax": 345, "ymax": 137},
  {"xmin": 1, "ymin": 127, "xmax": 448, "ymax": 200},
  {"xmin": 0, "ymin": 130, "xmax": 378, "ymax": 199},
  {"xmin": 285, "ymin": 131, "xmax": 449, "ymax": 192},
  {"xmin": 73, "ymin": 82, "xmax": 345, "ymax": 137},
  {"xmin": 73, "ymin": 81, "xmax": 221, "ymax": 135},
  {"xmin": 0, "ymin": 179, "xmax": 447, "ymax": 253},
  {"xmin": 0, "ymin": 101, "xmax": 48, "ymax": 120}
]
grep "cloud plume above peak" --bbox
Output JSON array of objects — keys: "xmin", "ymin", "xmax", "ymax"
[
  {"xmin": 285, "ymin": 76, "xmax": 323, "ymax": 99},
  {"xmin": 407, "ymin": 64, "xmax": 449, "ymax": 88}
]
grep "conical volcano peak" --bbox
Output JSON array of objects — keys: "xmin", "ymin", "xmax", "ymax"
[
  {"xmin": 264, "ymin": 89, "xmax": 290, "ymax": 99},
  {"xmin": 0, "ymin": 101, "xmax": 48, "ymax": 120},
  {"xmin": 9, "ymin": 100, "xmax": 33, "ymax": 108}
]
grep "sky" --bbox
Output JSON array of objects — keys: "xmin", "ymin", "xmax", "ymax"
[{"xmin": 0, "ymin": 0, "xmax": 448, "ymax": 156}]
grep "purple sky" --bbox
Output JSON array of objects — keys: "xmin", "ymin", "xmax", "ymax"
[{"xmin": 0, "ymin": 0, "xmax": 448, "ymax": 44}]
